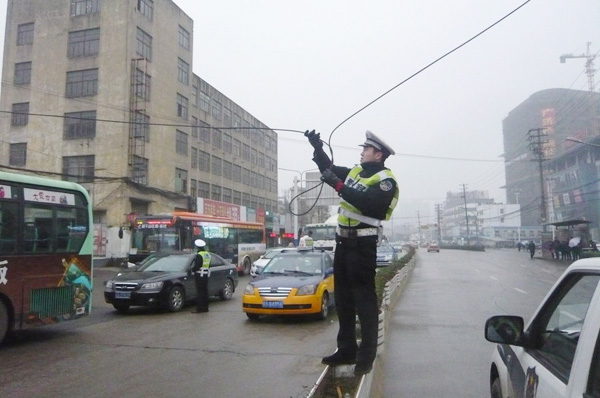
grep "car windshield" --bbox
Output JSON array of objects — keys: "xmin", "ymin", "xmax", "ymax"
[
  {"xmin": 263, "ymin": 249, "xmax": 286, "ymax": 259},
  {"xmin": 378, "ymin": 245, "xmax": 394, "ymax": 253},
  {"xmin": 263, "ymin": 254, "xmax": 323, "ymax": 276},
  {"xmin": 138, "ymin": 254, "xmax": 189, "ymax": 272}
]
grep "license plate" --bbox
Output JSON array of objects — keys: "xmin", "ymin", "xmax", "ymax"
[
  {"xmin": 115, "ymin": 291, "xmax": 131, "ymax": 299},
  {"xmin": 262, "ymin": 301, "xmax": 283, "ymax": 309}
]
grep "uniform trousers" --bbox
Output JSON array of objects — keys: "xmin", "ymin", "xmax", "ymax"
[{"xmin": 333, "ymin": 234, "xmax": 379, "ymax": 364}]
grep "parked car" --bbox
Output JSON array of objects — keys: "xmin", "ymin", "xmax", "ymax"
[
  {"xmin": 427, "ymin": 242, "xmax": 440, "ymax": 252},
  {"xmin": 250, "ymin": 247, "xmax": 295, "ymax": 277},
  {"xmin": 484, "ymin": 258, "xmax": 600, "ymax": 398},
  {"xmin": 376, "ymin": 243, "xmax": 398, "ymax": 266},
  {"xmin": 104, "ymin": 251, "xmax": 239, "ymax": 313},
  {"xmin": 242, "ymin": 248, "xmax": 334, "ymax": 320}
]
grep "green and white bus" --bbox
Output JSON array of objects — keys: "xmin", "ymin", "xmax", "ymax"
[{"xmin": 0, "ymin": 171, "xmax": 93, "ymax": 344}]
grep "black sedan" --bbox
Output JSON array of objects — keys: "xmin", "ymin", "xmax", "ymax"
[{"xmin": 104, "ymin": 251, "xmax": 239, "ymax": 313}]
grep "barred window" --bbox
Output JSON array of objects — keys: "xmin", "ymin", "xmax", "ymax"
[
  {"xmin": 63, "ymin": 155, "xmax": 95, "ymax": 183},
  {"xmin": 211, "ymin": 185, "xmax": 221, "ymax": 201},
  {"xmin": 232, "ymin": 164, "xmax": 242, "ymax": 183},
  {"xmin": 66, "ymin": 68, "xmax": 98, "ymax": 98},
  {"xmin": 70, "ymin": 0, "xmax": 100, "ymax": 17},
  {"xmin": 64, "ymin": 110, "xmax": 96, "ymax": 140},
  {"xmin": 212, "ymin": 129, "xmax": 222, "ymax": 149},
  {"xmin": 137, "ymin": 0, "xmax": 153, "ymax": 21},
  {"xmin": 199, "ymin": 91, "xmax": 210, "ymax": 112},
  {"xmin": 191, "ymin": 147, "xmax": 198, "ymax": 168},
  {"xmin": 175, "ymin": 168, "xmax": 187, "ymax": 194},
  {"xmin": 68, "ymin": 28, "xmax": 100, "ymax": 58},
  {"xmin": 136, "ymin": 27, "xmax": 152, "ymax": 60},
  {"xmin": 17, "ymin": 23, "xmax": 34, "ymax": 45},
  {"xmin": 177, "ymin": 58, "xmax": 189, "ymax": 85},
  {"xmin": 14, "ymin": 62, "xmax": 31, "ymax": 84},
  {"xmin": 222, "ymin": 188, "xmax": 232, "ymax": 203},
  {"xmin": 176, "ymin": 93, "xmax": 188, "ymax": 120},
  {"xmin": 131, "ymin": 156, "xmax": 148, "ymax": 184},
  {"xmin": 9, "ymin": 143, "xmax": 27, "ymax": 167},
  {"xmin": 198, "ymin": 182, "xmax": 210, "ymax": 198},
  {"xmin": 223, "ymin": 160, "xmax": 232, "ymax": 180},
  {"xmin": 133, "ymin": 111, "xmax": 150, "ymax": 142},
  {"xmin": 198, "ymin": 150, "xmax": 210, "ymax": 172},
  {"xmin": 233, "ymin": 190, "xmax": 241, "ymax": 205},
  {"xmin": 134, "ymin": 68, "xmax": 151, "ymax": 100},
  {"xmin": 199, "ymin": 121, "xmax": 210, "ymax": 142},
  {"xmin": 178, "ymin": 25, "xmax": 190, "ymax": 50},
  {"xmin": 223, "ymin": 134, "xmax": 232, "ymax": 153},
  {"xmin": 176, "ymin": 130, "xmax": 188, "ymax": 155},
  {"xmin": 11, "ymin": 103, "xmax": 29, "ymax": 126},
  {"xmin": 211, "ymin": 156, "xmax": 222, "ymax": 176}
]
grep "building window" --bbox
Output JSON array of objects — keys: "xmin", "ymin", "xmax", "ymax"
[
  {"xmin": 199, "ymin": 121, "xmax": 210, "ymax": 142},
  {"xmin": 199, "ymin": 91, "xmax": 210, "ymax": 113},
  {"xmin": 137, "ymin": 0, "xmax": 153, "ymax": 21},
  {"xmin": 191, "ymin": 147, "xmax": 198, "ymax": 168},
  {"xmin": 17, "ymin": 23, "xmax": 34, "ymax": 45},
  {"xmin": 190, "ymin": 179, "xmax": 197, "ymax": 197},
  {"xmin": 64, "ymin": 111, "xmax": 96, "ymax": 140},
  {"xmin": 242, "ymin": 144, "xmax": 251, "ymax": 161},
  {"xmin": 131, "ymin": 156, "xmax": 148, "ymax": 185},
  {"xmin": 198, "ymin": 150, "xmax": 210, "ymax": 172},
  {"xmin": 191, "ymin": 80, "xmax": 199, "ymax": 107},
  {"xmin": 223, "ymin": 134, "xmax": 232, "ymax": 153},
  {"xmin": 136, "ymin": 27, "xmax": 152, "ymax": 61},
  {"xmin": 133, "ymin": 111, "xmax": 149, "ymax": 142},
  {"xmin": 134, "ymin": 69, "xmax": 151, "ymax": 100},
  {"xmin": 66, "ymin": 68, "xmax": 98, "ymax": 98},
  {"xmin": 178, "ymin": 25, "xmax": 190, "ymax": 50},
  {"xmin": 9, "ymin": 143, "xmax": 26, "ymax": 166},
  {"xmin": 211, "ymin": 185, "xmax": 221, "ymax": 201},
  {"xmin": 177, "ymin": 58, "xmax": 189, "ymax": 85},
  {"xmin": 233, "ymin": 164, "xmax": 242, "ymax": 183},
  {"xmin": 211, "ymin": 98, "xmax": 222, "ymax": 121},
  {"xmin": 198, "ymin": 181, "xmax": 210, "ymax": 198},
  {"xmin": 233, "ymin": 139, "xmax": 241, "ymax": 157},
  {"xmin": 63, "ymin": 155, "xmax": 95, "ymax": 183},
  {"xmin": 14, "ymin": 62, "xmax": 32, "ymax": 85},
  {"xmin": 233, "ymin": 190, "xmax": 241, "ymax": 205},
  {"xmin": 223, "ymin": 160, "xmax": 232, "ymax": 180},
  {"xmin": 175, "ymin": 168, "xmax": 187, "ymax": 194},
  {"xmin": 176, "ymin": 93, "xmax": 188, "ymax": 120},
  {"xmin": 11, "ymin": 103, "xmax": 29, "ymax": 126},
  {"xmin": 191, "ymin": 116, "xmax": 198, "ymax": 138},
  {"xmin": 224, "ymin": 107, "xmax": 232, "ymax": 126},
  {"xmin": 176, "ymin": 130, "xmax": 188, "ymax": 155},
  {"xmin": 68, "ymin": 28, "xmax": 100, "ymax": 58},
  {"xmin": 222, "ymin": 188, "xmax": 232, "ymax": 203},
  {"xmin": 211, "ymin": 156, "xmax": 222, "ymax": 176},
  {"xmin": 212, "ymin": 129, "xmax": 222, "ymax": 149},
  {"xmin": 70, "ymin": 0, "xmax": 100, "ymax": 17}
]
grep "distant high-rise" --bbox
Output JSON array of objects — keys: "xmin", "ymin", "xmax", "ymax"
[{"xmin": 0, "ymin": 0, "xmax": 278, "ymax": 257}]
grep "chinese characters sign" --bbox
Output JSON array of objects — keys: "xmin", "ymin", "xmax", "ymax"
[{"xmin": 24, "ymin": 188, "xmax": 75, "ymax": 205}]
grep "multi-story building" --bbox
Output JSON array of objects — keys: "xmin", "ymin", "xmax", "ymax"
[
  {"xmin": 0, "ymin": 0, "xmax": 278, "ymax": 259},
  {"xmin": 503, "ymin": 88, "xmax": 600, "ymax": 228}
]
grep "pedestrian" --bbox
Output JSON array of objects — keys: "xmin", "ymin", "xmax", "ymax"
[
  {"xmin": 305, "ymin": 129, "xmax": 398, "ymax": 376},
  {"xmin": 528, "ymin": 240, "xmax": 536, "ymax": 259},
  {"xmin": 517, "ymin": 242, "xmax": 522, "ymax": 252},
  {"xmin": 552, "ymin": 238, "xmax": 561, "ymax": 259},
  {"xmin": 191, "ymin": 239, "xmax": 211, "ymax": 313},
  {"xmin": 590, "ymin": 240, "xmax": 599, "ymax": 252}
]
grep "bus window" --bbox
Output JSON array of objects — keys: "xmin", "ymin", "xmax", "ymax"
[
  {"xmin": 24, "ymin": 204, "xmax": 53, "ymax": 253},
  {"xmin": 0, "ymin": 201, "xmax": 18, "ymax": 253},
  {"xmin": 57, "ymin": 208, "xmax": 88, "ymax": 253}
]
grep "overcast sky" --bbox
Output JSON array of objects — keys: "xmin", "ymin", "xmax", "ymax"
[{"xmin": 0, "ymin": 0, "xmax": 598, "ymax": 227}]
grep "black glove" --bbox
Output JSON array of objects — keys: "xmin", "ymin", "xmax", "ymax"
[
  {"xmin": 304, "ymin": 129, "xmax": 323, "ymax": 149},
  {"xmin": 321, "ymin": 168, "xmax": 342, "ymax": 191}
]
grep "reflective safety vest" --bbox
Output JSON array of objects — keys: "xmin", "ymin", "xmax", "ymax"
[
  {"xmin": 197, "ymin": 251, "xmax": 211, "ymax": 269},
  {"xmin": 338, "ymin": 166, "xmax": 398, "ymax": 227}
]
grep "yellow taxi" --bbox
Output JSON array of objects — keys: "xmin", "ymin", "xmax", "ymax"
[{"xmin": 242, "ymin": 247, "xmax": 334, "ymax": 320}]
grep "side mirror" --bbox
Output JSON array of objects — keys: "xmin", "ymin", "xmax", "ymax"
[{"xmin": 485, "ymin": 315, "xmax": 525, "ymax": 346}]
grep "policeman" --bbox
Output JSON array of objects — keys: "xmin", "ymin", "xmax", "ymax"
[
  {"xmin": 191, "ymin": 239, "xmax": 211, "ymax": 313},
  {"xmin": 306, "ymin": 129, "xmax": 398, "ymax": 376}
]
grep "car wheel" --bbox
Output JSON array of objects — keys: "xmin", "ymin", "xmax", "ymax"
[
  {"xmin": 243, "ymin": 257, "xmax": 252, "ymax": 275},
  {"xmin": 0, "ymin": 301, "xmax": 10, "ymax": 344},
  {"xmin": 166, "ymin": 286, "xmax": 185, "ymax": 312},
  {"xmin": 246, "ymin": 313, "xmax": 260, "ymax": 321},
  {"xmin": 491, "ymin": 376, "xmax": 502, "ymax": 398},
  {"xmin": 315, "ymin": 292, "xmax": 329, "ymax": 320},
  {"xmin": 113, "ymin": 303, "xmax": 130, "ymax": 313},
  {"xmin": 219, "ymin": 279, "xmax": 234, "ymax": 300}
]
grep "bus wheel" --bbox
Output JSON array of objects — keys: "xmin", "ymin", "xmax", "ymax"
[
  {"xmin": 243, "ymin": 257, "xmax": 252, "ymax": 275},
  {"xmin": 113, "ymin": 303, "xmax": 130, "ymax": 313},
  {"xmin": 0, "ymin": 301, "xmax": 9, "ymax": 344}
]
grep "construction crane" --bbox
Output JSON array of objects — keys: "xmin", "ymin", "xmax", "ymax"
[{"xmin": 560, "ymin": 42, "xmax": 597, "ymax": 92}]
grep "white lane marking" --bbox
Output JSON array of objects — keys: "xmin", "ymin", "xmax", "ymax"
[
  {"xmin": 490, "ymin": 276, "xmax": 498, "ymax": 281},
  {"xmin": 514, "ymin": 288, "xmax": 528, "ymax": 295}
]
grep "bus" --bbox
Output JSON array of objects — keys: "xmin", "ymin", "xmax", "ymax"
[
  {"xmin": 0, "ymin": 171, "xmax": 93, "ymax": 344},
  {"xmin": 300, "ymin": 215, "xmax": 338, "ymax": 252},
  {"xmin": 129, "ymin": 211, "xmax": 266, "ymax": 275}
]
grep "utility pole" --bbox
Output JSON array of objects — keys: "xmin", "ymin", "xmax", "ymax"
[
  {"xmin": 435, "ymin": 203, "xmax": 443, "ymax": 242},
  {"xmin": 416, "ymin": 211, "xmax": 421, "ymax": 243},
  {"xmin": 461, "ymin": 184, "xmax": 470, "ymax": 245},
  {"xmin": 527, "ymin": 128, "xmax": 548, "ymax": 232}
]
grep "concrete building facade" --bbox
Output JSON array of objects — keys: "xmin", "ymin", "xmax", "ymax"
[{"xmin": 0, "ymin": 0, "xmax": 278, "ymax": 259}]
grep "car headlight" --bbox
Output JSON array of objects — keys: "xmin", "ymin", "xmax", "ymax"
[
  {"xmin": 141, "ymin": 281, "xmax": 163, "ymax": 290},
  {"xmin": 244, "ymin": 284, "xmax": 255, "ymax": 295},
  {"xmin": 296, "ymin": 284, "xmax": 316, "ymax": 296},
  {"xmin": 105, "ymin": 281, "xmax": 114, "ymax": 289}
]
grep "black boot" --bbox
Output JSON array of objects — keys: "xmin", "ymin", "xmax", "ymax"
[
  {"xmin": 354, "ymin": 361, "xmax": 373, "ymax": 376},
  {"xmin": 322, "ymin": 351, "xmax": 356, "ymax": 366}
]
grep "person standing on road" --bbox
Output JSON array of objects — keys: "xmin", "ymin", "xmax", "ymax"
[
  {"xmin": 305, "ymin": 129, "xmax": 398, "ymax": 376},
  {"xmin": 528, "ymin": 240, "xmax": 536, "ymax": 259},
  {"xmin": 191, "ymin": 239, "xmax": 211, "ymax": 313}
]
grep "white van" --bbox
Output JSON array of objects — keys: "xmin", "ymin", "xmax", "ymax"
[{"xmin": 484, "ymin": 258, "xmax": 600, "ymax": 398}]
